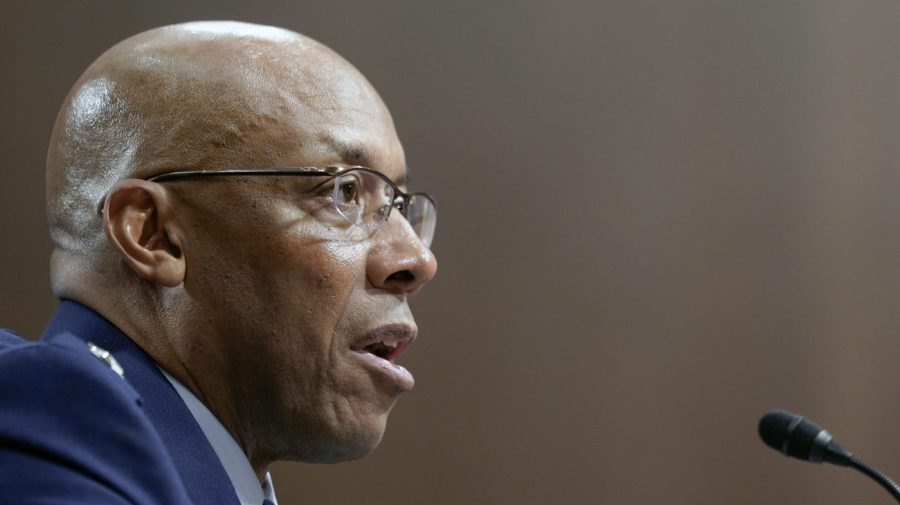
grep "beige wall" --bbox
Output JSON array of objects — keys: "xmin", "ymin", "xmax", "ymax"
[{"xmin": 3, "ymin": 1, "xmax": 900, "ymax": 503}]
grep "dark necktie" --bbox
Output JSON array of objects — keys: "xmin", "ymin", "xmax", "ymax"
[{"xmin": 263, "ymin": 500, "xmax": 276, "ymax": 505}]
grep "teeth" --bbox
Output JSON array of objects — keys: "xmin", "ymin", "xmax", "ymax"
[{"xmin": 355, "ymin": 330, "xmax": 411, "ymax": 356}]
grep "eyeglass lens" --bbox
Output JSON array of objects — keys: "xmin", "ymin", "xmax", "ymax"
[{"xmin": 332, "ymin": 170, "xmax": 435, "ymax": 247}]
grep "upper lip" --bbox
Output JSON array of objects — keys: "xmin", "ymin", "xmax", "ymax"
[{"xmin": 351, "ymin": 324, "xmax": 417, "ymax": 362}]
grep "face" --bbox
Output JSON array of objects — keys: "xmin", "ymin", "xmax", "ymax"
[{"xmin": 161, "ymin": 45, "xmax": 437, "ymax": 464}]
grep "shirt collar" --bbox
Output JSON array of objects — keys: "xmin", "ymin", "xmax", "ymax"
[{"xmin": 161, "ymin": 369, "xmax": 278, "ymax": 505}]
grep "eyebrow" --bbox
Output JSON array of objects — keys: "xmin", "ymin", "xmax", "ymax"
[
  {"xmin": 325, "ymin": 137, "xmax": 409, "ymax": 186},
  {"xmin": 395, "ymin": 171, "xmax": 409, "ymax": 188}
]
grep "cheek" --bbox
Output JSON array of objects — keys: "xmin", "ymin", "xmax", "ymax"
[
  {"xmin": 245, "ymin": 234, "xmax": 369, "ymax": 355},
  {"xmin": 182, "ymin": 202, "xmax": 371, "ymax": 370}
]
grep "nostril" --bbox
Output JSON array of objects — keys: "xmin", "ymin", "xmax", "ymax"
[{"xmin": 386, "ymin": 270, "xmax": 414, "ymax": 285}]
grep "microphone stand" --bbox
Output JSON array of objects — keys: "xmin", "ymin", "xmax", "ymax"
[{"xmin": 848, "ymin": 456, "xmax": 900, "ymax": 502}]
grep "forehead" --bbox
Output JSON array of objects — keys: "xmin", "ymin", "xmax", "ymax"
[
  {"xmin": 120, "ymin": 29, "xmax": 407, "ymax": 183},
  {"xmin": 281, "ymin": 56, "xmax": 407, "ymax": 182},
  {"xmin": 240, "ymin": 84, "xmax": 407, "ymax": 184}
]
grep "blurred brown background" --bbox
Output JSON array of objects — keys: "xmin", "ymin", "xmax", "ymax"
[{"xmin": 3, "ymin": 0, "xmax": 900, "ymax": 503}]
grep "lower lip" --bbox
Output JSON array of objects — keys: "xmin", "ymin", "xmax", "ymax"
[{"xmin": 354, "ymin": 351, "xmax": 415, "ymax": 392}]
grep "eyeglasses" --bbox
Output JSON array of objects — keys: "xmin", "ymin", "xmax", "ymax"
[{"xmin": 144, "ymin": 166, "xmax": 436, "ymax": 247}]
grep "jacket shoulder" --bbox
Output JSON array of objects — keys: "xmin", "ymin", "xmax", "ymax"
[
  {"xmin": 0, "ymin": 327, "xmax": 27, "ymax": 348},
  {"xmin": 0, "ymin": 332, "xmax": 193, "ymax": 505}
]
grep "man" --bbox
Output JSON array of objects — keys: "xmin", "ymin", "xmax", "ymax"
[{"xmin": 0, "ymin": 20, "xmax": 437, "ymax": 505}]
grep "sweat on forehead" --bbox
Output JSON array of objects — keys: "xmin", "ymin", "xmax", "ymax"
[{"xmin": 46, "ymin": 20, "xmax": 394, "ymax": 257}]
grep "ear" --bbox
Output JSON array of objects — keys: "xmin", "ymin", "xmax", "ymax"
[{"xmin": 103, "ymin": 179, "xmax": 185, "ymax": 287}]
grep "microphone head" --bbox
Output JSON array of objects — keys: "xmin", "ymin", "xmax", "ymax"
[{"xmin": 758, "ymin": 410, "xmax": 833, "ymax": 462}]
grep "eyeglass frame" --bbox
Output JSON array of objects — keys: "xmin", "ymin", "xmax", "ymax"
[{"xmin": 134, "ymin": 165, "xmax": 436, "ymax": 245}]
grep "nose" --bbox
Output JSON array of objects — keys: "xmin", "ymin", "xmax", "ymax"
[{"xmin": 367, "ymin": 213, "xmax": 437, "ymax": 295}]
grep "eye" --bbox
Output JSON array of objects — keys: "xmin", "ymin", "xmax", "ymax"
[
  {"xmin": 335, "ymin": 177, "xmax": 361, "ymax": 205},
  {"xmin": 392, "ymin": 196, "xmax": 408, "ymax": 214}
]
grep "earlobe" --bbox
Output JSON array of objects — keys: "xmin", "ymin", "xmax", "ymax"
[{"xmin": 103, "ymin": 180, "xmax": 186, "ymax": 287}]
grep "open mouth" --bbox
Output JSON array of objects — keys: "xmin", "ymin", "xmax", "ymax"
[{"xmin": 352, "ymin": 326, "xmax": 414, "ymax": 362}]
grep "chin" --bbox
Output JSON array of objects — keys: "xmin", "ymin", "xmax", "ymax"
[
  {"xmin": 285, "ymin": 412, "xmax": 390, "ymax": 464},
  {"xmin": 321, "ymin": 434, "xmax": 385, "ymax": 463}
]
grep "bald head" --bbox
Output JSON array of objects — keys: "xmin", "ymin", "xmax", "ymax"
[{"xmin": 47, "ymin": 21, "xmax": 402, "ymax": 298}]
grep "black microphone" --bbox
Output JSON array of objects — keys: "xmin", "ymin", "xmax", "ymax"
[{"xmin": 758, "ymin": 410, "xmax": 900, "ymax": 502}]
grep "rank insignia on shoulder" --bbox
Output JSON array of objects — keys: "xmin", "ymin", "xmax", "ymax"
[{"xmin": 86, "ymin": 342, "xmax": 125, "ymax": 378}]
